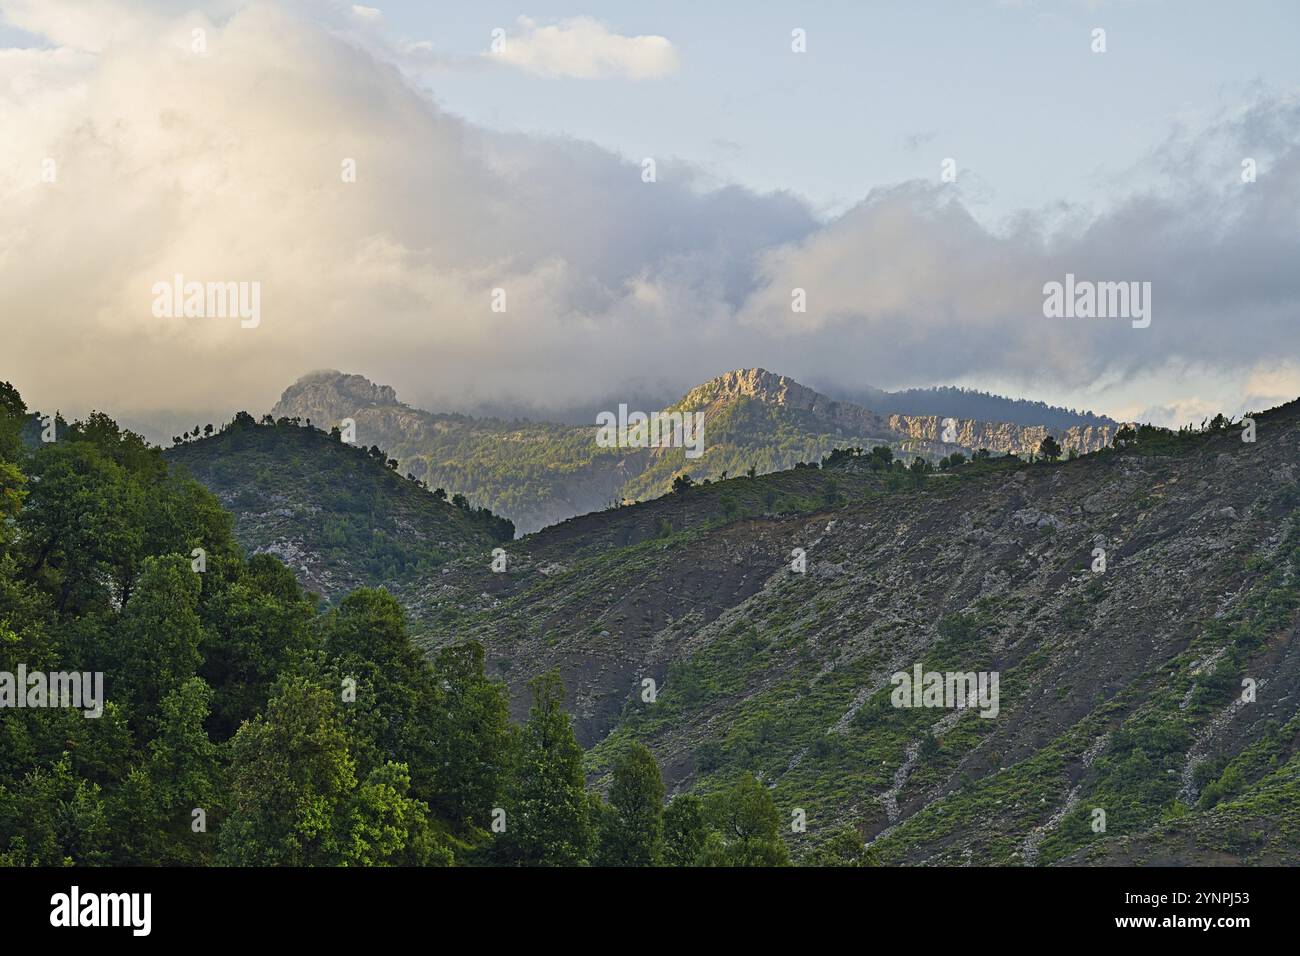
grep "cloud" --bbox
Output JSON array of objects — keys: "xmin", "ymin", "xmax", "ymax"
[
  {"xmin": 1, "ymin": 0, "xmax": 1297, "ymax": 429},
  {"xmin": 487, "ymin": 16, "xmax": 678, "ymax": 80},
  {"xmin": 0, "ymin": 1, "xmax": 803, "ymax": 416},
  {"xmin": 736, "ymin": 95, "xmax": 1300, "ymax": 405}
]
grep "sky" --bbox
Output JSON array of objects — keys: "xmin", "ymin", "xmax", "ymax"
[{"xmin": 2, "ymin": 0, "xmax": 1299, "ymax": 427}]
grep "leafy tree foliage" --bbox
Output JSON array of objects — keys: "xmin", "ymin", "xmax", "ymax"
[
  {"xmin": 503, "ymin": 671, "xmax": 592, "ymax": 865},
  {"xmin": 801, "ymin": 824, "xmax": 873, "ymax": 867},
  {"xmin": 662, "ymin": 793, "xmax": 708, "ymax": 866},
  {"xmin": 0, "ymin": 391, "xmax": 515, "ymax": 867},
  {"xmin": 0, "ymin": 387, "xmax": 821, "ymax": 868},
  {"xmin": 699, "ymin": 773, "xmax": 790, "ymax": 866},
  {"xmin": 596, "ymin": 743, "xmax": 664, "ymax": 866}
]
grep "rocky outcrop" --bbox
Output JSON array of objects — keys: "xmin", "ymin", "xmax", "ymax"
[
  {"xmin": 275, "ymin": 369, "xmax": 399, "ymax": 422},
  {"xmin": 886, "ymin": 414, "xmax": 1116, "ymax": 456},
  {"xmin": 681, "ymin": 368, "xmax": 1115, "ymax": 455}
]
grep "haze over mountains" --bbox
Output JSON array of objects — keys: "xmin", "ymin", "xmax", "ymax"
[{"xmin": 271, "ymin": 368, "xmax": 1121, "ymax": 534}]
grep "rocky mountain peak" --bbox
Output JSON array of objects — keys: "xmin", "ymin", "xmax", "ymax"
[
  {"xmin": 274, "ymin": 370, "xmax": 401, "ymax": 423},
  {"xmin": 679, "ymin": 368, "xmax": 834, "ymax": 412}
]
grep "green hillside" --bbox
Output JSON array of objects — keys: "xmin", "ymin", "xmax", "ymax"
[
  {"xmin": 30, "ymin": 374, "xmax": 1299, "ymax": 866},
  {"xmin": 0, "ymin": 383, "xmax": 799, "ymax": 867},
  {"xmin": 164, "ymin": 414, "xmax": 512, "ymax": 600},
  {"xmin": 412, "ymin": 406, "xmax": 1300, "ymax": 864}
]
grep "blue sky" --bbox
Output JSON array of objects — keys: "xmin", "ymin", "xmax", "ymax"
[{"xmin": 369, "ymin": 0, "xmax": 1300, "ymax": 220}]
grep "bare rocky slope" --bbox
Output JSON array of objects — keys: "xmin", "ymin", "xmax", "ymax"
[{"xmin": 412, "ymin": 401, "xmax": 1300, "ymax": 865}]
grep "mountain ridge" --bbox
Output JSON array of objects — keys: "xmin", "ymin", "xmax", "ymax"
[
  {"xmin": 272, "ymin": 368, "xmax": 1123, "ymax": 533},
  {"xmin": 156, "ymin": 376, "xmax": 1300, "ymax": 864}
]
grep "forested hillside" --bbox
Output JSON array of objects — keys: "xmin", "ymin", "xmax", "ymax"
[
  {"xmin": 826, "ymin": 384, "xmax": 1117, "ymax": 430},
  {"xmin": 0, "ymin": 383, "xmax": 803, "ymax": 867},
  {"xmin": 10, "ymin": 376, "xmax": 1300, "ymax": 866},
  {"xmin": 165, "ymin": 415, "xmax": 512, "ymax": 599}
]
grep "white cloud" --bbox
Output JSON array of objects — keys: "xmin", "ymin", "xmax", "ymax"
[
  {"xmin": 1, "ymin": 0, "xmax": 1297, "ymax": 429},
  {"xmin": 488, "ymin": 16, "xmax": 678, "ymax": 80}
]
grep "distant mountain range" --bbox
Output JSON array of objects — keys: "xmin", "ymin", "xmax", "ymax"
[
  {"xmin": 819, "ymin": 383, "xmax": 1117, "ymax": 430},
  {"xmin": 416, "ymin": 381, "xmax": 1117, "ymax": 432},
  {"xmin": 271, "ymin": 368, "xmax": 1122, "ymax": 534}
]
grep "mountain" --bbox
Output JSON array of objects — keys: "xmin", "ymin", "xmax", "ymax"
[
  {"xmin": 164, "ymin": 380, "xmax": 1300, "ymax": 864},
  {"xmin": 164, "ymin": 414, "xmax": 512, "ymax": 600},
  {"xmin": 272, "ymin": 368, "xmax": 1121, "ymax": 534},
  {"xmin": 822, "ymin": 383, "xmax": 1117, "ymax": 430},
  {"xmin": 411, "ymin": 402, "xmax": 1300, "ymax": 865}
]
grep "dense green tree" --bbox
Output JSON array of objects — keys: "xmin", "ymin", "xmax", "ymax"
[
  {"xmin": 199, "ymin": 554, "xmax": 316, "ymax": 738},
  {"xmin": 110, "ymin": 679, "xmax": 221, "ymax": 865},
  {"xmin": 427, "ymin": 642, "xmax": 514, "ymax": 826},
  {"xmin": 0, "ymin": 754, "xmax": 110, "ymax": 866},
  {"xmin": 802, "ymin": 824, "xmax": 872, "ymax": 867},
  {"xmin": 0, "ymin": 381, "xmax": 27, "ymax": 462},
  {"xmin": 700, "ymin": 773, "xmax": 790, "ymax": 867},
  {"xmin": 20, "ymin": 441, "xmax": 144, "ymax": 613},
  {"xmin": 662, "ymin": 793, "xmax": 708, "ymax": 866},
  {"xmin": 320, "ymin": 589, "xmax": 442, "ymax": 805},
  {"xmin": 339, "ymin": 762, "xmax": 452, "ymax": 867},
  {"xmin": 596, "ymin": 743, "xmax": 664, "ymax": 866},
  {"xmin": 504, "ymin": 670, "xmax": 592, "ymax": 865},
  {"xmin": 219, "ymin": 676, "xmax": 359, "ymax": 866},
  {"xmin": 106, "ymin": 555, "xmax": 204, "ymax": 730}
]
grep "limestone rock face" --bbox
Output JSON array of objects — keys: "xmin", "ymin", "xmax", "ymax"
[
  {"xmin": 679, "ymin": 368, "xmax": 896, "ymax": 435},
  {"xmin": 884, "ymin": 414, "xmax": 1115, "ymax": 456},
  {"xmin": 273, "ymin": 371, "xmax": 431, "ymax": 446},
  {"xmin": 681, "ymin": 368, "xmax": 1116, "ymax": 455}
]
